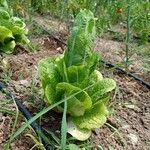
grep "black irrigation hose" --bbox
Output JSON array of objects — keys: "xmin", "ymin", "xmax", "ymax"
[
  {"xmin": 101, "ymin": 61, "xmax": 150, "ymax": 89},
  {"xmin": 0, "ymin": 81, "xmax": 54, "ymax": 150},
  {"xmin": 36, "ymin": 24, "xmax": 150, "ymax": 89}
]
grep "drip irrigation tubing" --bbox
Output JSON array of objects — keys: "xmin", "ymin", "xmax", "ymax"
[
  {"xmin": 35, "ymin": 23, "xmax": 150, "ymax": 89},
  {"xmin": 101, "ymin": 61, "xmax": 150, "ymax": 89},
  {"xmin": 0, "ymin": 81, "xmax": 54, "ymax": 150}
]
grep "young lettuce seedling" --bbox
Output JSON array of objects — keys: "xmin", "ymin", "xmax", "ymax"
[{"xmin": 38, "ymin": 9, "xmax": 116, "ymax": 141}]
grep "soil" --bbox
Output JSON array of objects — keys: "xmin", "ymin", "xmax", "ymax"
[{"xmin": 0, "ymin": 17, "xmax": 150, "ymax": 150}]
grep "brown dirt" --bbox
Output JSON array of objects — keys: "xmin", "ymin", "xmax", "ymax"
[
  {"xmin": 95, "ymin": 38, "xmax": 150, "ymax": 82},
  {"xmin": 0, "ymin": 92, "xmax": 36, "ymax": 150},
  {"xmin": 33, "ymin": 15, "xmax": 69, "ymax": 38},
  {"xmin": 0, "ymin": 18, "xmax": 150, "ymax": 150}
]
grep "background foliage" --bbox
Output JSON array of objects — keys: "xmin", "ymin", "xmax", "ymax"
[{"xmin": 6, "ymin": 0, "xmax": 150, "ymax": 43}]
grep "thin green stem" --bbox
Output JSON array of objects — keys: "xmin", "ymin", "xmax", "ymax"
[
  {"xmin": 61, "ymin": 100, "xmax": 67, "ymax": 150},
  {"xmin": 125, "ymin": 0, "xmax": 131, "ymax": 70}
]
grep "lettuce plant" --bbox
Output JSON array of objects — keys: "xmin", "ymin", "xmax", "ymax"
[
  {"xmin": 38, "ymin": 9, "xmax": 116, "ymax": 140},
  {"xmin": 0, "ymin": 2, "xmax": 29, "ymax": 53}
]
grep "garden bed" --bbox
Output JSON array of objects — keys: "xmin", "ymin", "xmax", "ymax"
[{"xmin": 0, "ymin": 33, "xmax": 150, "ymax": 149}]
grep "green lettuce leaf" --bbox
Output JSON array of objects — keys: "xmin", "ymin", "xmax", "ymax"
[
  {"xmin": 55, "ymin": 54, "xmax": 69, "ymax": 82},
  {"xmin": 67, "ymin": 65, "xmax": 89, "ymax": 84},
  {"xmin": 85, "ymin": 78, "xmax": 116, "ymax": 101},
  {"xmin": 64, "ymin": 9, "xmax": 96, "ymax": 67},
  {"xmin": 45, "ymin": 84, "xmax": 56, "ymax": 104},
  {"xmin": 38, "ymin": 58, "xmax": 61, "ymax": 90},
  {"xmin": 73, "ymin": 102, "xmax": 108, "ymax": 130},
  {"xmin": 0, "ymin": 8, "xmax": 10, "ymax": 20},
  {"xmin": 81, "ymin": 69, "xmax": 103, "ymax": 90},
  {"xmin": 90, "ymin": 78, "xmax": 116, "ymax": 100},
  {"xmin": 2, "ymin": 40, "xmax": 16, "ymax": 53},
  {"xmin": 67, "ymin": 119, "xmax": 91, "ymax": 141},
  {"xmin": 11, "ymin": 17, "xmax": 26, "ymax": 28},
  {"xmin": 11, "ymin": 26, "xmax": 25, "ymax": 36},
  {"xmin": 91, "ymin": 70, "xmax": 103, "ymax": 82},
  {"xmin": 0, "ymin": 26, "xmax": 13, "ymax": 43},
  {"xmin": 56, "ymin": 82, "xmax": 92, "ymax": 116}
]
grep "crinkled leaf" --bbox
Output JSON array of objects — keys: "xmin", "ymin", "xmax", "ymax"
[
  {"xmin": 91, "ymin": 70, "xmax": 103, "ymax": 81},
  {"xmin": 45, "ymin": 84, "xmax": 56, "ymax": 104},
  {"xmin": 67, "ymin": 65, "xmax": 89, "ymax": 83},
  {"xmin": 88, "ymin": 78, "xmax": 116, "ymax": 99},
  {"xmin": 88, "ymin": 52, "xmax": 100, "ymax": 74},
  {"xmin": 11, "ymin": 26, "xmax": 25, "ymax": 36},
  {"xmin": 38, "ymin": 58, "xmax": 61, "ymax": 90},
  {"xmin": 10, "ymin": 24, "xmax": 29, "ymax": 44},
  {"xmin": 1, "ymin": 40, "xmax": 15, "ymax": 53},
  {"xmin": 0, "ymin": 19, "xmax": 12, "ymax": 30},
  {"xmin": 73, "ymin": 102, "xmax": 108, "ymax": 130},
  {"xmin": 55, "ymin": 54, "xmax": 64, "ymax": 73},
  {"xmin": 11, "ymin": 17, "xmax": 26, "ymax": 28},
  {"xmin": 81, "ymin": 69, "xmax": 103, "ymax": 89},
  {"xmin": 0, "ymin": 26, "xmax": 13, "ymax": 43},
  {"xmin": 64, "ymin": 10, "xmax": 96, "ymax": 67},
  {"xmin": 67, "ymin": 119, "xmax": 91, "ymax": 141},
  {"xmin": 0, "ymin": 8, "xmax": 10, "ymax": 20},
  {"xmin": 56, "ymin": 82, "xmax": 92, "ymax": 116},
  {"xmin": 55, "ymin": 54, "xmax": 69, "ymax": 82}
]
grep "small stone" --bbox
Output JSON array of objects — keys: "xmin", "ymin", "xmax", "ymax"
[
  {"xmin": 20, "ymin": 80, "xmax": 30, "ymax": 87},
  {"xmin": 124, "ymin": 104, "xmax": 135, "ymax": 109},
  {"xmin": 56, "ymin": 47, "xmax": 63, "ymax": 53},
  {"xmin": 55, "ymin": 130, "xmax": 60, "ymax": 134},
  {"xmin": 50, "ymin": 116, "xmax": 55, "ymax": 121},
  {"xmin": 127, "ymin": 133, "xmax": 138, "ymax": 146},
  {"xmin": 94, "ymin": 128, "xmax": 101, "ymax": 135},
  {"xmin": 122, "ymin": 124, "xmax": 130, "ymax": 130}
]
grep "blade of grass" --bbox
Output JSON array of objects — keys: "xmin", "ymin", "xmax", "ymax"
[
  {"xmin": 61, "ymin": 100, "xmax": 67, "ymax": 150},
  {"xmin": 105, "ymin": 122, "xmax": 127, "ymax": 148},
  {"xmin": 42, "ymin": 128, "xmax": 60, "ymax": 145},
  {"xmin": 0, "ymin": 107, "xmax": 16, "ymax": 116},
  {"xmin": 26, "ymin": 134, "xmax": 45, "ymax": 150}
]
